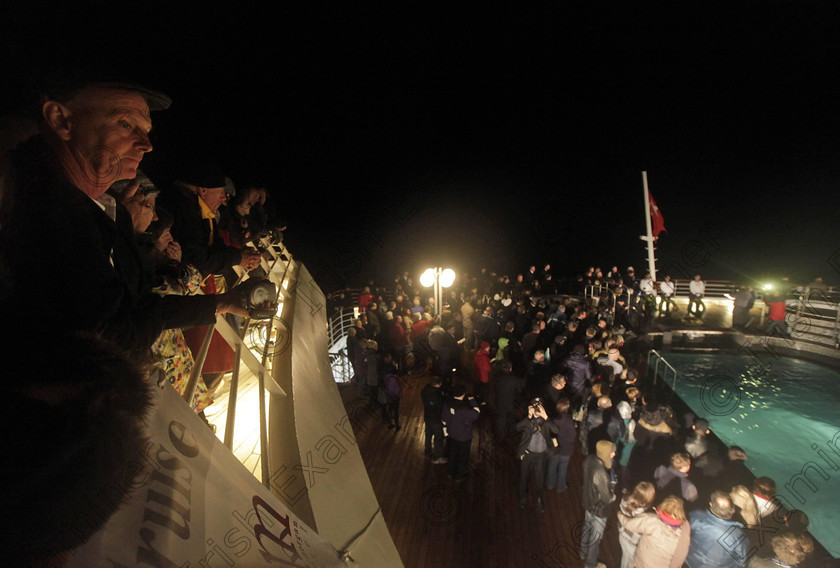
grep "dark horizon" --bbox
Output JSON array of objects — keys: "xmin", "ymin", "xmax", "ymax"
[{"xmin": 3, "ymin": 4, "xmax": 840, "ymax": 291}]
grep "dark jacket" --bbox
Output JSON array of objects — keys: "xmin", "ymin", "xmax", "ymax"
[
  {"xmin": 158, "ymin": 184, "xmax": 242, "ymax": 279},
  {"xmin": 582, "ymin": 449, "xmax": 615, "ymax": 518},
  {"xmin": 0, "ymin": 136, "xmax": 217, "ymax": 354},
  {"xmin": 561, "ymin": 350, "xmax": 592, "ymax": 395},
  {"xmin": 365, "ymin": 348, "xmax": 381, "ymax": 387},
  {"xmin": 515, "ymin": 416, "xmax": 560, "ymax": 458},
  {"xmin": 588, "ymin": 406, "xmax": 626, "ymax": 454},
  {"xmin": 654, "ymin": 465, "xmax": 699, "ymax": 503},
  {"xmin": 551, "ymin": 413, "xmax": 577, "ymax": 457},
  {"xmin": 421, "ymin": 383, "xmax": 445, "ymax": 424},
  {"xmin": 686, "ymin": 509, "xmax": 749, "ymax": 568},
  {"xmin": 494, "ymin": 372, "xmax": 521, "ymax": 413},
  {"xmin": 441, "ymin": 397, "xmax": 480, "ymax": 442}
]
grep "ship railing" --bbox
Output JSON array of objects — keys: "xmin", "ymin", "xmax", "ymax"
[{"xmin": 177, "ymin": 233, "xmax": 294, "ymax": 487}]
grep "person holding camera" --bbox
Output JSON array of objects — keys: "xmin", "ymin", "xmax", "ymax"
[{"xmin": 516, "ymin": 398, "xmax": 560, "ymax": 512}]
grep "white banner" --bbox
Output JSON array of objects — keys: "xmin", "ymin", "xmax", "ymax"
[
  {"xmin": 67, "ymin": 379, "xmax": 345, "ymax": 568},
  {"xmin": 273, "ymin": 264, "xmax": 404, "ymax": 567}
]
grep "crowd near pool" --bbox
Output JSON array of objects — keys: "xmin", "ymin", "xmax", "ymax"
[{"xmin": 661, "ymin": 352, "xmax": 840, "ymax": 558}]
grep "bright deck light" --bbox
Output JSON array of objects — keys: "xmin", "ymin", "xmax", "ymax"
[
  {"xmin": 440, "ymin": 268, "xmax": 456, "ymax": 288},
  {"xmin": 420, "ymin": 268, "xmax": 436, "ymax": 287},
  {"xmin": 420, "ymin": 267, "xmax": 455, "ymax": 316}
]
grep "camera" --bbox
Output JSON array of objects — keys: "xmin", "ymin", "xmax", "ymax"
[
  {"xmin": 232, "ymin": 278, "xmax": 278, "ymax": 319},
  {"xmin": 529, "ymin": 398, "xmax": 544, "ymax": 418}
]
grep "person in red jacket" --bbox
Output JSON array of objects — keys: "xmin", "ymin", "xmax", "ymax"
[
  {"xmin": 764, "ymin": 291, "xmax": 790, "ymax": 338},
  {"xmin": 358, "ymin": 285, "xmax": 375, "ymax": 313},
  {"xmin": 474, "ymin": 341, "xmax": 493, "ymax": 400}
]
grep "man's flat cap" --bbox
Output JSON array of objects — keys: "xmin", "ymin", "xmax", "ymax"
[{"xmin": 37, "ymin": 68, "xmax": 172, "ymax": 111}]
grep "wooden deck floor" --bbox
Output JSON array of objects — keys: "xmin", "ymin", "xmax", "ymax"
[{"xmin": 339, "ymin": 374, "xmax": 617, "ymax": 568}]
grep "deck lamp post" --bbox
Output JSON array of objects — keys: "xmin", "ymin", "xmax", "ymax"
[{"xmin": 420, "ymin": 267, "xmax": 456, "ymax": 317}]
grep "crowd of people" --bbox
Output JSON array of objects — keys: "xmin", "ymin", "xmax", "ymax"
[
  {"xmin": 0, "ymin": 74, "xmax": 284, "ymax": 565},
  {"xmin": 335, "ymin": 271, "xmax": 818, "ymax": 568},
  {"xmin": 0, "ymin": 71, "xmax": 828, "ymax": 567}
]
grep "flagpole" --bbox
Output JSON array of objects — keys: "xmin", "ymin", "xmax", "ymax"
[{"xmin": 641, "ymin": 171, "xmax": 657, "ymax": 281}]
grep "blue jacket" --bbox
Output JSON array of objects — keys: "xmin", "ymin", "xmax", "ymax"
[{"xmin": 686, "ymin": 509, "xmax": 749, "ymax": 568}]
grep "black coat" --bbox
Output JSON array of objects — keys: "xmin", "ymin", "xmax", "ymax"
[
  {"xmin": 0, "ymin": 137, "xmax": 217, "ymax": 355},
  {"xmin": 421, "ymin": 383, "xmax": 445, "ymax": 424},
  {"xmin": 158, "ymin": 185, "xmax": 242, "ymax": 280},
  {"xmin": 516, "ymin": 416, "xmax": 560, "ymax": 458}
]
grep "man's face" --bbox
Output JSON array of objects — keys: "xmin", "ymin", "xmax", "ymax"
[
  {"xmin": 63, "ymin": 88, "xmax": 153, "ymax": 192},
  {"xmin": 198, "ymin": 186, "xmax": 226, "ymax": 214}
]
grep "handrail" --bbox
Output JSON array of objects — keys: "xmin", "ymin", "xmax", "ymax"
[
  {"xmin": 584, "ymin": 284, "xmax": 617, "ymax": 312},
  {"xmin": 223, "ymin": 317, "xmax": 249, "ymax": 450},
  {"xmin": 178, "ymin": 234, "xmax": 294, "ymax": 481},
  {"xmin": 777, "ymin": 287, "xmax": 840, "ymax": 349},
  {"xmin": 647, "ymin": 349, "xmax": 678, "ymax": 393},
  {"xmin": 327, "ymin": 308, "xmax": 360, "ymax": 383}
]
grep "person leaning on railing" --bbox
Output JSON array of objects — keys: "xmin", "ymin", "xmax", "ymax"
[{"xmin": 0, "ymin": 72, "xmax": 249, "ymax": 356}]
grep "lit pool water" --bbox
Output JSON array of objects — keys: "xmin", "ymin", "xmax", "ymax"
[{"xmin": 661, "ymin": 352, "xmax": 840, "ymax": 558}]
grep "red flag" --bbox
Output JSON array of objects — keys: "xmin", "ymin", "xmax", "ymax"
[{"xmin": 649, "ymin": 190, "xmax": 666, "ymax": 241}]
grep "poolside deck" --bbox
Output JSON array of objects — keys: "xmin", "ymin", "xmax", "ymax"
[{"xmin": 205, "ymin": 300, "xmax": 838, "ymax": 567}]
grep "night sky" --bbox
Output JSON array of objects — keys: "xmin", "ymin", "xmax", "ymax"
[{"xmin": 4, "ymin": 3, "xmax": 840, "ymax": 291}]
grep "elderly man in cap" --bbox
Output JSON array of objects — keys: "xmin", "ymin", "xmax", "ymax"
[
  {"xmin": 0, "ymin": 74, "xmax": 247, "ymax": 353},
  {"xmin": 159, "ymin": 162, "xmax": 261, "ymax": 288},
  {"xmin": 0, "ymin": 73, "xmax": 250, "ymax": 567}
]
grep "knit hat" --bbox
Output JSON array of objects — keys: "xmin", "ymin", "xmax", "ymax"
[
  {"xmin": 596, "ymin": 440, "xmax": 615, "ymax": 468},
  {"xmin": 617, "ymin": 400, "xmax": 633, "ymax": 420}
]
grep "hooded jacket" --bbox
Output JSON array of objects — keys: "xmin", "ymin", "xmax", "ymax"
[
  {"xmin": 618, "ymin": 509, "xmax": 691, "ymax": 568},
  {"xmin": 582, "ymin": 440, "xmax": 615, "ymax": 517}
]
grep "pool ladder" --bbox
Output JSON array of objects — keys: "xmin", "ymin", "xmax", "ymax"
[{"xmin": 647, "ymin": 349, "xmax": 678, "ymax": 392}]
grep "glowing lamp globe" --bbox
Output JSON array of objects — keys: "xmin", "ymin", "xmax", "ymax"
[
  {"xmin": 440, "ymin": 268, "xmax": 456, "ymax": 288},
  {"xmin": 420, "ymin": 269, "xmax": 436, "ymax": 288}
]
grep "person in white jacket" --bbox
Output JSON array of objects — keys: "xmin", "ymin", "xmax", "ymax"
[
  {"xmin": 688, "ymin": 274, "xmax": 706, "ymax": 320},
  {"xmin": 658, "ymin": 275, "xmax": 676, "ymax": 317}
]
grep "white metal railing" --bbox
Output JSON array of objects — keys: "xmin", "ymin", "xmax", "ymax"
[
  {"xmin": 584, "ymin": 284, "xmax": 617, "ymax": 311},
  {"xmin": 327, "ymin": 308, "xmax": 359, "ymax": 383},
  {"xmin": 647, "ymin": 349, "xmax": 678, "ymax": 392},
  {"xmin": 784, "ymin": 288, "xmax": 840, "ymax": 349},
  {"xmin": 180, "ymin": 233, "xmax": 295, "ymax": 488}
]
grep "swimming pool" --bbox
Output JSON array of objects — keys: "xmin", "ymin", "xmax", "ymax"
[{"xmin": 660, "ymin": 352, "xmax": 840, "ymax": 558}]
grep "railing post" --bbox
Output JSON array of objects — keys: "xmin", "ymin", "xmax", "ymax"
[
  {"xmin": 834, "ymin": 308, "xmax": 840, "ymax": 349},
  {"xmin": 223, "ymin": 317, "xmax": 250, "ymax": 450},
  {"xmin": 257, "ymin": 316, "xmax": 275, "ymax": 489},
  {"xmin": 183, "ymin": 322, "xmax": 215, "ymax": 407}
]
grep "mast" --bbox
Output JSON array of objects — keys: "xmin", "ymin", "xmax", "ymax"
[{"xmin": 641, "ymin": 171, "xmax": 657, "ymax": 281}]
